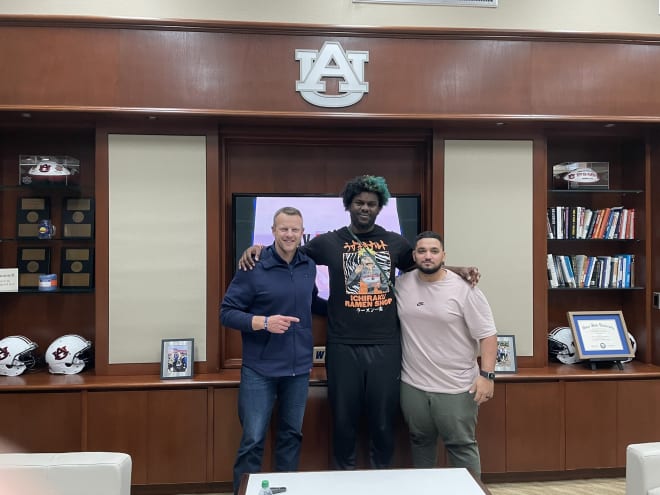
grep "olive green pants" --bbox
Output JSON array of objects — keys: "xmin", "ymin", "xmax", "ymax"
[{"xmin": 400, "ymin": 381, "xmax": 481, "ymax": 477}]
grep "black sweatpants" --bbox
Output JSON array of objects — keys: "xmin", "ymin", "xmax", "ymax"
[{"xmin": 326, "ymin": 342, "xmax": 402, "ymax": 469}]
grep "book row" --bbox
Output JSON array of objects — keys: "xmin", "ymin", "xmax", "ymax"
[
  {"xmin": 547, "ymin": 206, "xmax": 635, "ymax": 240},
  {"xmin": 547, "ymin": 253, "xmax": 635, "ymax": 289}
]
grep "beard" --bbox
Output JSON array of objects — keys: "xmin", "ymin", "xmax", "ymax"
[{"xmin": 417, "ymin": 263, "xmax": 443, "ymax": 275}]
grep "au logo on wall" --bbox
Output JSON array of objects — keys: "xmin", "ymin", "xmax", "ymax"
[{"xmin": 295, "ymin": 41, "xmax": 369, "ymax": 108}]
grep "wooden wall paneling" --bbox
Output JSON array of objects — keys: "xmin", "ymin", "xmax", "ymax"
[
  {"xmin": 564, "ymin": 381, "xmax": 617, "ymax": 470},
  {"xmin": 94, "ymin": 127, "xmax": 110, "ymax": 374},
  {"xmin": 429, "ymin": 132, "xmax": 444, "ymax": 234},
  {"xmin": 531, "ymin": 137, "xmax": 549, "ymax": 368},
  {"xmin": 0, "ymin": 27, "xmax": 120, "ymax": 108},
  {"xmin": 530, "ymin": 42, "xmax": 660, "ymax": 119},
  {"xmin": 213, "ymin": 387, "xmax": 241, "ymax": 482},
  {"xmin": 115, "ymin": 31, "xmax": 534, "ymax": 117},
  {"xmin": 477, "ymin": 382, "xmax": 506, "ymax": 473},
  {"xmin": 0, "ymin": 392, "xmax": 82, "ymax": 452},
  {"xmin": 146, "ymin": 389, "xmax": 208, "ymax": 484},
  {"xmin": 86, "ymin": 390, "xmax": 149, "ymax": 484},
  {"xmin": 652, "ymin": 138, "xmax": 660, "ymax": 365},
  {"xmin": 505, "ymin": 382, "xmax": 563, "ymax": 472},
  {"xmin": 4, "ymin": 23, "xmax": 660, "ymax": 119},
  {"xmin": 205, "ymin": 131, "xmax": 221, "ymax": 374},
  {"xmin": 298, "ymin": 385, "xmax": 331, "ymax": 471},
  {"xmin": 0, "ymin": 293, "xmax": 95, "ymax": 351},
  {"xmin": 616, "ymin": 379, "xmax": 660, "ymax": 466}
]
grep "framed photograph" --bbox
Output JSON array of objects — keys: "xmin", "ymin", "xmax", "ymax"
[
  {"xmin": 495, "ymin": 335, "xmax": 517, "ymax": 374},
  {"xmin": 160, "ymin": 338, "xmax": 194, "ymax": 379},
  {"xmin": 567, "ymin": 311, "xmax": 633, "ymax": 361}
]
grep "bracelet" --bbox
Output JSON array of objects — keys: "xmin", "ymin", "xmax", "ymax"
[{"xmin": 264, "ymin": 316, "xmax": 269, "ymax": 331}]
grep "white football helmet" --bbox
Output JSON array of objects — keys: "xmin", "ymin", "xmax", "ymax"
[
  {"xmin": 622, "ymin": 333, "xmax": 637, "ymax": 364},
  {"xmin": 548, "ymin": 326, "xmax": 583, "ymax": 365},
  {"xmin": 0, "ymin": 335, "xmax": 39, "ymax": 376},
  {"xmin": 46, "ymin": 334, "xmax": 93, "ymax": 375}
]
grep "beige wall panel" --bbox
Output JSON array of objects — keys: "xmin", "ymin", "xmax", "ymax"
[
  {"xmin": 444, "ymin": 140, "xmax": 533, "ymax": 356},
  {"xmin": 0, "ymin": 0, "xmax": 658, "ymax": 35},
  {"xmin": 108, "ymin": 134, "xmax": 207, "ymax": 363}
]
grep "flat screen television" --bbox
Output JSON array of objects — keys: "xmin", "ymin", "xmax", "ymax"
[{"xmin": 232, "ymin": 193, "xmax": 421, "ymax": 299}]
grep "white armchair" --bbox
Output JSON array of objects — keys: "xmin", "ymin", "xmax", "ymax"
[
  {"xmin": 627, "ymin": 443, "xmax": 660, "ymax": 495},
  {"xmin": 0, "ymin": 452, "xmax": 132, "ymax": 495}
]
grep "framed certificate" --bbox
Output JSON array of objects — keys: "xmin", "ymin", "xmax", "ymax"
[{"xmin": 567, "ymin": 311, "xmax": 634, "ymax": 361}]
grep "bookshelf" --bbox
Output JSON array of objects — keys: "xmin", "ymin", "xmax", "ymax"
[{"xmin": 546, "ymin": 135, "xmax": 649, "ymax": 363}]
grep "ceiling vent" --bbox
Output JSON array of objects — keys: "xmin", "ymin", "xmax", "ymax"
[{"xmin": 353, "ymin": 0, "xmax": 497, "ymax": 6}]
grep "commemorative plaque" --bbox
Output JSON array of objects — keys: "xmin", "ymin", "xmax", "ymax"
[
  {"xmin": 62, "ymin": 198, "xmax": 94, "ymax": 239},
  {"xmin": 17, "ymin": 197, "xmax": 51, "ymax": 238},
  {"xmin": 60, "ymin": 247, "xmax": 94, "ymax": 288},
  {"xmin": 17, "ymin": 247, "xmax": 51, "ymax": 288}
]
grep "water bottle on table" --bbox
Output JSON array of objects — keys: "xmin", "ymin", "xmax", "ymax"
[{"xmin": 258, "ymin": 479, "xmax": 272, "ymax": 495}]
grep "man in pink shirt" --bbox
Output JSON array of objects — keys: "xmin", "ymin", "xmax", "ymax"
[{"xmin": 395, "ymin": 231, "xmax": 497, "ymax": 478}]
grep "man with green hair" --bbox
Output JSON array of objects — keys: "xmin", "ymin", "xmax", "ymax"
[{"xmin": 240, "ymin": 175, "xmax": 478, "ymax": 470}]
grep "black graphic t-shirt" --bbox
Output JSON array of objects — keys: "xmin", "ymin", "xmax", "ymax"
[{"xmin": 302, "ymin": 225, "xmax": 414, "ymax": 345}]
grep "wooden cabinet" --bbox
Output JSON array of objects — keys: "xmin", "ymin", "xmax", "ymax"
[
  {"xmin": 505, "ymin": 382, "xmax": 563, "ymax": 472},
  {"xmin": 212, "ymin": 387, "xmax": 241, "ymax": 482},
  {"xmin": 87, "ymin": 390, "xmax": 150, "ymax": 484},
  {"xmin": 88, "ymin": 388, "xmax": 209, "ymax": 485},
  {"xmin": 477, "ymin": 382, "xmax": 506, "ymax": 474},
  {"xmin": 0, "ymin": 391, "xmax": 82, "ymax": 452},
  {"xmin": 565, "ymin": 381, "xmax": 618, "ymax": 470},
  {"xmin": 616, "ymin": 380, "xmax": 660, "ymax": 465}
]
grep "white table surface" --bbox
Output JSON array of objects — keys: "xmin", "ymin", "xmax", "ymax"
[{"xmin": 243, "ymin": 467, "xmax": 490, "ymax": 495}]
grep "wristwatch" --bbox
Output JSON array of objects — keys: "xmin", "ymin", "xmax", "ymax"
[{"xmin": 480, "ymin": 370, "xmax": 496, "ymax": 380}]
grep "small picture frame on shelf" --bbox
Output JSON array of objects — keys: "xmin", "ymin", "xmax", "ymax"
[
  {"xmin": 160, "ymin": 338, "xmax": 194, "ymax": 380},
  {"xmin": 567, "ymin": 311, "xmax": 634, "ymax": 361},
  {"xmin": 552, "ymin": 161, "xmax": 609, "ymax": 190},
  {"xmin": 495, "ymin": 334, "xmax": 517, "ymax": 374}
]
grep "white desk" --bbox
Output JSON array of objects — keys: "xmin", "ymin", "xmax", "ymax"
[{"xmin": 241, "ymin": 468, "xmax": 491, "ymax": 495}]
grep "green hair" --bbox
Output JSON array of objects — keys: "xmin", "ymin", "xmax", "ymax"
[{"xmin": 341, "ymin": 175, "xmax": 391, "ymax": 208}]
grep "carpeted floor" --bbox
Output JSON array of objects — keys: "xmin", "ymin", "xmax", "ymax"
[{"xmin": 486, "ymin": 477, "xmax": 625, "ymax": 495}]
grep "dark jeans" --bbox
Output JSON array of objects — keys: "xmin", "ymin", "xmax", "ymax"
[
  {"xmin": 326, "ymin": 342, "xmax": 401, "ymax": 470},
  {"xmin": 233, "ymin": 366, "xmax": 309, "ymax": 495}
]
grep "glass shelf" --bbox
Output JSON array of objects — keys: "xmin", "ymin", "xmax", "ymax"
[
  {"xmin": 548, "ymin": 286, "xmax": 644, "ymax": 291},
  {"xmin": 548, "ymin": 189, "xmax": 643, "ymax": 194},
  {"xmin": 0, "ymin": 183, "xmax": 86, "ymax": 192},
  {"xmin": 0, "ymin": 238, "xmax": 93, "ymax": 242},
  {"xmin": 547, "ymin": 238, "xmax": 640, "ymax": 242},
  {"xmin": 2, "ymin": 287, "xmax": 94, "ymax": 294}
]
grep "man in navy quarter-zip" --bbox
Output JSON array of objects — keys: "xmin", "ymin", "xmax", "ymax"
[{"xmin": 221, "ymin": 206, "xmax": 326, "ymax": 495}]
